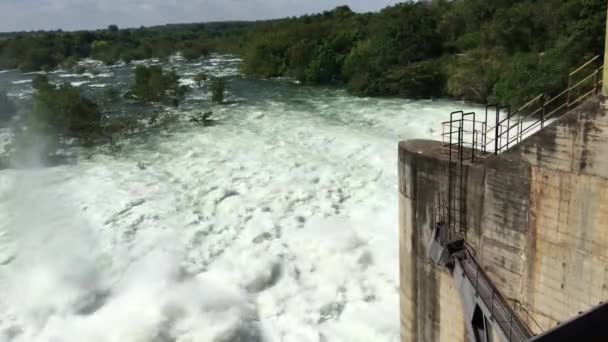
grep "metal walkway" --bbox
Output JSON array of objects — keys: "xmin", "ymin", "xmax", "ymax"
[
  {"xmin": 440, "ymin": 55, "xmax": 604, "ymax": 160},
  {"xmin": 429, "ymin": 224, "xmax": 608, "ymax": 341},
  {"xmin": 431, "ymin": 54, "xmax": 608, "ymax": 341},
  {"xmin": 429, "ymin": 224, "xmax": 532, "ymax": 342}
]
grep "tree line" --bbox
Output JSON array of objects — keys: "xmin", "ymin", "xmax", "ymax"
[
  {"xmin": 0, "ymin": 22, "xmax": 253, "ymax": 71},
  {"xmin": 2, "ymin": 0, "xmax": 605, "ymax": 107},
  {"xmin": 241, "ymin": 0, "xmax": 606, "ymax": 107},
  {"xmin": 0, "ymin": 0, "xmax": 606, "ymax": 162}
]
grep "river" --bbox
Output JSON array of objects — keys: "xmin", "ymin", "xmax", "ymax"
[{"xmin": 0, "ymin": 55, "xmax": 480, "ymax": 342}]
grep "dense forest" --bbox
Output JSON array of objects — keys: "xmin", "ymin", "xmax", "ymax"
[
  {"xmin": 0, "ymin": 21, "xmax": 254, "ymax": 71},
  {"xmin": 0, "ymin": 0, "xmax": 606, "ymax": 130},
  {"xmin": 1, "ymin": 0, "xmax": 606, "ymax": 107},
  {"xmin": 242, "ymin": 0, "xmax": 606, "ymax": 107}
]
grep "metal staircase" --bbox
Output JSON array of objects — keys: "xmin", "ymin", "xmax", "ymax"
[
  {"xmin": 446, "ymin": 111, "xmax": 469, "ymax": 241},
  {"xmin": 430, "ymin": 54, "xmax": 606, "ymax": 342},
  {"xmin": 438, "ymin": 53, "xmax": 604, "ymax": 259}
]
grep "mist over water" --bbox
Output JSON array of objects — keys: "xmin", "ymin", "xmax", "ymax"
[{"xmin": 0, "ymin": 56, "xmax": 481, "ymax": 341}]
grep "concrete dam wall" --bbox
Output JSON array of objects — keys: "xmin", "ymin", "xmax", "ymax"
[{"xmin": 398, "ymin": 96, "xmax": 608, "ymax": 341}]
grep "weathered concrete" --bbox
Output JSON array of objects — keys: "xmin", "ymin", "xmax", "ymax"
[
  {"xmin": 603, "ymin": 6, "xmax": 608, "ymax": 96},
  {"xmin": 399, "ymin": 142, "xmax": 469, "ymax": 342},
  {"xmin": 399, "ymin": 95, "xmax": 608, "ymax": 341}
]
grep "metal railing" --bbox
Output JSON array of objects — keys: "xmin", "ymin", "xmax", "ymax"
[
  {"xmin": 509, "ymin": 298, "xmax": 544, "ymax": 334},
  {"xmin": 446, "ymin": 111, "xmax": 470, "ymax": 240},
  {"xmin": 460, "ymin": 245, "xmax": 534, "ymax": 342},
  {"xmin": 430, "ymin": 223, "xmax": 535, "ymax": 342},
  {"xmin": 433, "ymin": 54, "xmax": 603, "ymax": 342},
  {"xmin": 441, "ymin": 55, "xmax": 604, "ymax": 160}
]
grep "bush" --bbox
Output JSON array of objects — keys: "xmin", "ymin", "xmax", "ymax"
[
  {"xmin": 27, "ymin": 77, "xmax": 103, "ymax": 142},
  {"xmin": 210, "ymin": 77, "xmax": 226, "ymax": 104},
  {"xmin": 181, "ymin": 44, "xmax": 210, "ymax": 61},
  {"xmin": 343, "ymin": 40, "xmax": 383, "ymax": 95},
  {"xmin": 491, "ymin": 49, "xmax": 570, "ymax": 108},
  {"xmin": 91, "ymin": 40, "xmax": 120, "ymax": 65},
  {"xmin": 381, "ymin": 60, "xmax": 445, "ymax": 99},
  {"xmin": 62, "ymin": 56, "xmax": 79, "ymax": 70},
  {"xmin": 18, "ymin": 47, "xmax": 59, "ymax": 72},
  {"xmin": 241, "ymin": 34, "xmax": 286, "ymax": 78},
  {"xmin": 130, "ymin": 65, "xmax": 187, "ymax": 104},
  {"xmin": 446, "ymin": 49, "xmax": 502, "ymax": 103}
]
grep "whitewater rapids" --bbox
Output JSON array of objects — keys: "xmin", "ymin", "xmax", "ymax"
[{"xmin": 0, "ymin": 55, "xmax": 481, "ymax": 342}]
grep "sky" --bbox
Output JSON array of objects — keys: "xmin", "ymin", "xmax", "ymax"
[{"xmin": 0, "ymin": 0, "xmax": 406, "ymax": 32}]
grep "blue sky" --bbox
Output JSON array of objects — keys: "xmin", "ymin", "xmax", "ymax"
[{"xmin": 0, "ymin": 0, "xmax": 406, "ymax": 32}]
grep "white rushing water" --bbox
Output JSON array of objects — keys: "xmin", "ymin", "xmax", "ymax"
[{"xmin": 0, "ymin": 56, "xmax": 481, "ymax": 342}]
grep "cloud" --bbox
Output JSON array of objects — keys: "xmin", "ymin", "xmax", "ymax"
[{"xmin": 0, "ymin": 0, "xmax": 404, "ymax": 32}]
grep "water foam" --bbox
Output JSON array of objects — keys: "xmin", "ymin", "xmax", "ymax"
[{"xmin": 0, "ymin": 55, "xmax": 476, "ymax": 341}]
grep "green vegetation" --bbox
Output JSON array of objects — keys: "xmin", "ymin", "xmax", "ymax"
[
  {"xmin": 14, "ymin": 74, "xmax": 189, "ymax": 155},
  {"xmin": 0, "ymin": 0, "xmax": 604, "ymax": 113},
  {"xmin": 1, "ymin": 0, "xmax": 604, "ymax": 167},
  {"xmin": 242, "ymin": 0, "xmax": 607, "ymax": 106},
  {"xmin": 0, "ymin": 91, "xmax": 17, "ymax": 121},
  {"xmin": 0, "ymin": 22, "xmax": 255, "ymax": 71},
  {"xmin": 129, "ymin": 65, "xmax": 188, "ymax": 105},
  {"xmin": 27, "ymin": 75, "xmax": 103, "ymax": 142},
  {"xmin": 210, "ymin": 77, "xmax": 226, "ymax": 104},
  {"xmin": 182, "ymin": 43, "xmax": 210, "ymax": 61}
]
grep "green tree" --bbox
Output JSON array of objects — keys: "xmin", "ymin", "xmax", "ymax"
[
  {"xmin": 491, "ymin": 49, "xmax": 570, "ymax": 108},
  {"xmin": 19, "ymin": 47, "xmax": 58, "ymax": 72},
  {"xmin": 27, "ymin": 77, "xmax": 103, "ymax": 143},
  {"xmin": 62, "ymin": 56, "xmax": 79, "ymax": 70},
  {"xmin": 130, "ymin": 65, "xmax": 188, "ymax": 105},
  {"xmin": 446, "ymin": 49, "xmax": 502, "ymax": 103},
  {"xmin": 0, "ymin": 0, "xmax": 606, "ymax": 104},
  {"xmin": 0, "ymin": 18, "xmax": 252, "ymax": 72},
  {"xmin": 381, "ymin": 60, "xmax": 446, "ymax": 99},
  {"xmin": 131, "ymin": 65, "xmax": 169, "ymax": 102},
  {"xmin": 239, "ymin": 0, "xmax": 606, "ymax": 102},
  {"xmin": 343, "ymin": 39, "xmax": 382, "ymax": 95},
  {"xmin": 181, "ymin": 43, "xmax": 210, "ymax": 61}
]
